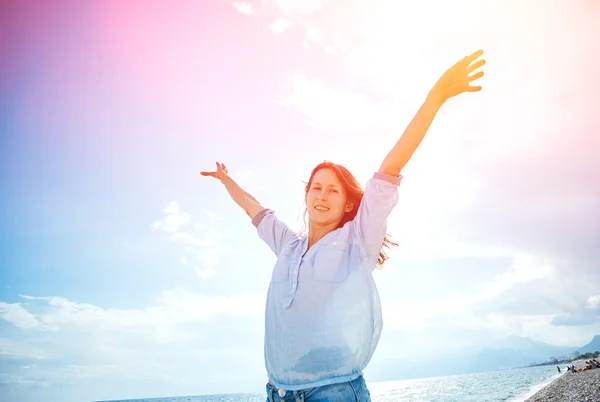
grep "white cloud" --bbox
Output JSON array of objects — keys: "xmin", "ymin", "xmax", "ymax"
[
  {"xmin": 203, "ymin": 209, "xmax": 223, "ymax": 223},
  {"xmin": 151, "ymin": 201, "xmax": 191, "ymax": 233},
  {"xmin": 0, "ymin": 338, "xmax": 51, "ymax": 359},
  {"xmin": 381, "ymin": 252, "xmax": 562, "ymax": 336},
  {"xmin": 268, "ymin": 17, "xmax": 293, "ymax": 34},
  {"xmin": 162, "ymin": 201, "xmax": 182, "ymax": 215},
  {"xmin": 272, "ymin": 0, "xmax": 324, "ymax": 16},
  {"xmin": 586, "ymin": 295, "xmax": 600, "ymax": 309},
  {"xmin": 0, "ymin": 292, "xmax": 266, "ymax": 399},
  {"xmin": 475, "ymin": 253, "xmax": 559, "ymax": 298},
  {"xmin": 193, "ymin": 249, "xmax": 219, "ymax": 278},
  {"xmin": 232, "ymin": 1, "xmax": 255, "ymax": 16},
  {"xmin": 156, "ymin": 288, "xmax": 264, "ymax": 320},
  {"xmin": 169, "ymin": 231, "xmax": 213, "ymax": 247},
  {"xmin": 2, "ymin": 291, "xmax": 263, "ymax": 333},
  {"xmin": 194, "ymin": 265, "xmax": 217, "ymax": 279},
  {"xmin": 269, "ymin": 0, "xmax": 599, "ymax": 161},
  {"xmin": 53, "ymin": 364, "xmax": 120, "ymax": 379},
  {"xmin": 0, "ymin": 302, "xmax": 41, "ymax": 329},
  {"xmin": 281, "ymin": 73, "xmax": 403, "ymax": 131},
  {"xmin": 153, "ymin": 202, "xmax": 234, "ymax": 279}
]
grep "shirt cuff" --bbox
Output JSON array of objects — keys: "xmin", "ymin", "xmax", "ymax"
[
  {"xmin": 251, "ymin": 208, "xmax": 271, "ymax": 228},
  {"xmin": 373, "ymin": 171, "xmax": 403, "ymax": 186}
]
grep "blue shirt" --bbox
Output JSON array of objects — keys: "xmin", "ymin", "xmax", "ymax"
[{"xmin": 252, "ymin": 172, "xmax": 401, "ymax": 390}]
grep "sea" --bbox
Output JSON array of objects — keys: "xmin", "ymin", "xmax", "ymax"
[{"xmin": 105, "ymin": 365, "xmax": 562, "ymax": 402}]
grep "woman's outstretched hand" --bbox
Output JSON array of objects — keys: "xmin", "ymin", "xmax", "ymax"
[
  {"xmin": 430, "ymin": 49, "xmax": 486, "ymax": 105},
  {"xmin": 200, "ymin": 162, "xmax": 229, "ymax": 182}
]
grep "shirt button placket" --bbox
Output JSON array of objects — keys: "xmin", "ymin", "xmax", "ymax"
[
  {"xmin": 291, "ymin": 264, "xmax": 298, "ymax": 292},
  {"xmin": 283, "ymin": 262, "xmax": 300, "ymax": 308}
]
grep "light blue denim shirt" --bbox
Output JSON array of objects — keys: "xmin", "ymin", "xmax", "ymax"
[{"xmin": 252, "ymin": 172, "xmax": 401, "ymax": 391}]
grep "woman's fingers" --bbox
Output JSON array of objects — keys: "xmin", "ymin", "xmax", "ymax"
[
  {"xmin": 215, "ymin": 161, "xmax": 228, "ymax": 172},
  {"xmin": 214, "ymin": 162, "xmax": 228, "ymax": 174},
  {"xmin": 467, "ymin": 49, "xmax": 484, "ymax": 64},
  {"xmin": 466, "ymin": 71, "xmax": 484, "ymax": 92},
  {"xmin": 200, "ymin": 161, "xmax": 228, "ymax": 179},
  {"xmin": 467, "ymin": 58, "xmax": 486, "ymax": 74},
  {"xmin": 468, "ymin": 71, "xmax": 484, "ymax": 82},
  {"xmin": 465, "ymin": 55, "xmax": 485, "ymax": 92}
]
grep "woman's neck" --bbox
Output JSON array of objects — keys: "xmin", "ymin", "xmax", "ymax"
[{"xmin": 307, "ymin": 221, "xmax": 339, "ymax": 249}]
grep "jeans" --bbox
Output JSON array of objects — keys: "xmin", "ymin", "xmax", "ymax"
[{"xmin": 265, "ymin": 375, "xmax": 371, "ymax": 402}]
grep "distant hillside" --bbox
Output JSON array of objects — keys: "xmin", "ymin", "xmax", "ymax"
[
  {"xmin": 469, "ymin": 347, "xmax": 534, "ymax": 369},
  {"xmin": 497, "ymin": 335, "xmax": 576, "ymax": 362},
  {"xmin": 367, "ymin": 335, "xmax": 600, "ymax": 383},
  {"xmin": 578, "ymin": 335, "xmax": 600, "ymax": 354}
]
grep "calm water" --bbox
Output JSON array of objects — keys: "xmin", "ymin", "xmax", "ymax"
[{"xmin": 105, "ymin": 365, "xmax": 561, "ymax": 402}]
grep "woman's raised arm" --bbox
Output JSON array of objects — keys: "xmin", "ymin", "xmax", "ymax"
[
  {"xmin": 200, "ymin": 162, "xmax": 265, "ymax": 219},
  {"xmin": 379, "ymin": 50, "xmax": 486, "ymax": 176}
]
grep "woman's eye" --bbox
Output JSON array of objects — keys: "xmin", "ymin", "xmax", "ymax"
[{"xmin": 331, "ymin": 189, "xmax": 338, "ymax": 193}]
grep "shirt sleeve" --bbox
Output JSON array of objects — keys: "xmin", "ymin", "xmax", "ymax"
[
  {"xmin": 351, "ymin": 172, "xmax": 401, "ymax": 257},
  {"xmin": 252, "ymin": 208, "xmax": 296, "ymax": 256}
]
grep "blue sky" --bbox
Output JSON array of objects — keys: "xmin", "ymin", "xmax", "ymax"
[{"xmin": 1, "ymin": 0, "xmax": 599, "ymax": 401}]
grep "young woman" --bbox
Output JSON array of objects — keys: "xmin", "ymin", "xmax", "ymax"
[{"xmin": 201, "ymin": 50, "xmax": 486, "ymax": 402}]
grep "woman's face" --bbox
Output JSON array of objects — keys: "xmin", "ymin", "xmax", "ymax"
[{"xmin": 306, "ymin": 168, "xmax": 353, "ymax": 227}]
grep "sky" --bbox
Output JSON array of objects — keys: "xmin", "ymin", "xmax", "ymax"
[{"xmin": 1, "ymin": 0, "xmax": 599, "ymax": 400}]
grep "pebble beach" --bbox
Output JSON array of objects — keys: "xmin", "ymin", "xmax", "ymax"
[{"xmin": 525, "ymin": 360, "xmax": 600, "ymax": 402}]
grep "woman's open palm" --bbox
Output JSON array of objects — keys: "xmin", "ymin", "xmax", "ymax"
[
  {"xmin": 200, "ymin": 162, "xmax": 229, "ymax": 182},
  {"xmin": 432, "ymin": 49, "xmax": 486, "ymax": 102}
]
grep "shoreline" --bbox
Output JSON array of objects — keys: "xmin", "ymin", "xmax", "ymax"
[
  {"xmin": 522, "ymin": 359, "xmax": 600, "ymax": 402},
  {"xmin": 511, "ymin": 371, "xmax": 564, "ymax": 402}
]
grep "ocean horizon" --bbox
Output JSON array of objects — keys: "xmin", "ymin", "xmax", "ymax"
[{"xmin": 101, "ymin": 365, "xmax": 561, "ymax": 402}]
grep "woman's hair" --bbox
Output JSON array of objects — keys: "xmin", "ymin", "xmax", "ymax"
[{"xmin": 301, "ymin": 161, "xmax": 397, "ymax": 268}]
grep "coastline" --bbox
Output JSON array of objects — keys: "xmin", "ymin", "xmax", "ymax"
[
  {"xmin": 511, "ymin": 371, "xmax": 564, "ymax": 402},
  {"xmin": 522, "ymin": 360, "xmax": 600, "ymax": 402}
]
